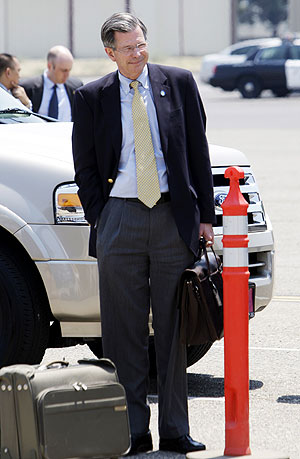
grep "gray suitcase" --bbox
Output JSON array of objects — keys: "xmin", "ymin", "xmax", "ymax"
[{"xmin": 0, "ymin": 358, "xmax": 130, "ymax": 458}]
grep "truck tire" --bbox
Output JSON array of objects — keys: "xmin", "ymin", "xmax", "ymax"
[
  {"xmin": 0, "ymin": 250, "xmax": 49, "ymax": 368},
  {"xmin": 88, "ymin": 337, "xmax": 213, "ymax": 376},
  {"xmin": 148, "ymin": 337, "xmax": 213, "ymax": 375},
  {"xmin": 237, "ymin": 76, "xmax": 262, "ymax": 98},
  {"xmin": 86, "ymin": 338, "xmax": 103, "ymax": 358},
  {"xmin": 186, "ymin": 342, "xmax": 213, "ymax": 367}
]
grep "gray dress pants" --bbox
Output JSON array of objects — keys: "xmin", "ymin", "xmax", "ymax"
[{"xmin": 96, "ymin": 197, "xmax": 195, "ymax": 438}]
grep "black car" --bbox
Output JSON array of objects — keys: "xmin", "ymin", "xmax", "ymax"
[{"xmin": 209, "ymin": 39, "xmax": 300, "ymax": 98}]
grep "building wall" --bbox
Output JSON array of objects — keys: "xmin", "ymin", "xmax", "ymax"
[
  {"xmin": 128, "ymin": 0, "xmax": 231, "ymax": 57},
  {"xmin": 0, "ymin": 0, "xmax": 69, "ymax": 58},
  {"xmin": 0, "ymin": 0, "xmax": 232, "ymax": 58},
  {"xmin": 184, "ymin": 0, "xmax": 231, "ymax": 55},
  {"xmin": 73, "ymin": 0, "xmax": 124, "ymax": 57},
  {"xmin": 288, "ymin": 0, "xmax": 300, "ymax": 33}
]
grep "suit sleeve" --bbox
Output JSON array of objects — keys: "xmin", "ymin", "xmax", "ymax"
[
  {"xmin": 72, "ymin": 88, "xmax": 103, "ymax": 226},
  {"xmin": 185, "ymin": 72, "xmax": 215, "ymax": 224}
]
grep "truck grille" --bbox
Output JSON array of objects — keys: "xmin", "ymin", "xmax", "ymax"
[
  {"xmin": 212, "ymin": 166, "xmax": 267, "ymax": 234},
  {"xmin": 218, "ymin": 251, "xmax": 268, "ymax": 278}
]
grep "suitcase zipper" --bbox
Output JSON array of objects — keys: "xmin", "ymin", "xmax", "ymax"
[{"xmin": 72, "ymin": 381, "xmax": 87, "ymax": 391}]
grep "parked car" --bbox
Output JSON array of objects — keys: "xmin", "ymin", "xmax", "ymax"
[
  {"xmin": 0, "ymin": 116, "xmax": 275, "ymax": 370},
  {"xmin": 200, "ymin": 37, "xmax": 281, "ymax": 83},
  {"xmin": 209, "ymin": 39, "xmax": 300, "ymax": 98}
]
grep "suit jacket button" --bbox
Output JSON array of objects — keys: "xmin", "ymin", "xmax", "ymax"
[{"xmin": 108, "ymin": 178, "xmax": 114, "ymax": 183}]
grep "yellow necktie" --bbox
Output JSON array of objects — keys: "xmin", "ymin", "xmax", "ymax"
[{"xmin": 130, "ymin": 80, "xmax": 161, "ymax": 208}]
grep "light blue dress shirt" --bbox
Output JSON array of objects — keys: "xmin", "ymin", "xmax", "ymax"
[
  {"xmin": 109, "ymin": 65, "xmax": 169, "ymax": 198},
  {"xmin": 38, "ymin": 71, "xmax": 72, "ymax": 121},
  {"xmin": 0, "ymin": 82, "xmax": 9, "ymax": 92}
]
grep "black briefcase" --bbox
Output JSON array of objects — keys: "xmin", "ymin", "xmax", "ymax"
[
  {"xmin": 0, "ymin": 358, "xmax": 130, "ymax": 458},
  {"xmin": 179, "ymin": 239, "xmax": 223, "ymax": 345}
]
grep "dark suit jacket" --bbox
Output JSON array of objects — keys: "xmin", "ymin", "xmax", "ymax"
[
  {"xmin": 72, "ymin": 63, "xmax": 215, "ymax": 258},
  {"xmin": 20, "ymin": 75, "xmax": 83, "ymax": 117}
]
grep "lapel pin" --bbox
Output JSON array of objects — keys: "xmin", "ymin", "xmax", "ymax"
[{"xmin": 160, "ymin": 90, "xmax": 166, "ymax": 97}]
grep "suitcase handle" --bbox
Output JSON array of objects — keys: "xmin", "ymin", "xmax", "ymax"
[{"xmin": 46, "ymin": 360, "xmax": 69, "ymax": 369}]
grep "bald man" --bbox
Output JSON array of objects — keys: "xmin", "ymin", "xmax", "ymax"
[{"xmin": 21, "ymin": 45, "xmax": 82, "ymax": 121}]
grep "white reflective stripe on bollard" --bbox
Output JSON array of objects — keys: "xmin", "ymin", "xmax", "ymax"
[
  {"xmin": 223, "ymin": 247, "xmax": 248, "ymax": 267},
  {"xmin": 223, "ymin": 215, "xmax": 248, "ymax": 235}
]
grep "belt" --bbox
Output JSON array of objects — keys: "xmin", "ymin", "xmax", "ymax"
[{"xmin": 115, "ymin": 192, "xmax": 170, "ymax": 205}]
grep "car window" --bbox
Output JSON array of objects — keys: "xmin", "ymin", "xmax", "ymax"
[
  {"xmin": 290, "ymin": 45, "xmax": 300, "ymax": 59},
  {"xmin": 231, "ymin": 45, "xmax": 258, "ymax": 56},
  {"xmin": 0, "ymin": 87, "xmax": 54, "ymax": 123},
  {"xmin": 257, "ymin": 46, "xmax": 287, "ymax": 61},
  {"xmin": 0, "ymin": 113, "xmax": 47, "ymax": 124}
]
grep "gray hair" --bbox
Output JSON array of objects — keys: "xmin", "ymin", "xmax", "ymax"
[{"xmin": 101, "ymin": 12, "xmax": 147, "ymax": 48}]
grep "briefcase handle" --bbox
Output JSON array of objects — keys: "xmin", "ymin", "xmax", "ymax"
[
  {"xmin": 199, "ymin": 237, "xmax": 220, "ymax": 276},
  {"xmin": 46, "ymin": 360, "xmax": 69, "ymax": 369}
]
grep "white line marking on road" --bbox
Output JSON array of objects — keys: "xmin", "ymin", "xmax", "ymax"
[
  {"xmin": 272, "ymin": 295, "xmax": 300, "ymax": 302},
  {"xmin": 150, "ymin": 395, "xmax": 225, "ymax": 402},
  {"xmin": 249, "ymin": 346, "xmax": 300, "ymax": 352},
  {"xmin": 214, "ymin": 345, "xmax": 300, "ymax": 352},
  {"xmin": 188, "ymin": 397, "xmax": 225, "ymax": 401}
]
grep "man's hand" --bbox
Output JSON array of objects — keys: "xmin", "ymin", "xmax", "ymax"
[
  {"xmin": 11, "ymin": 83, "xmax": 32, "ymax": 109},
  {"xmin": 199, "ymin": 223, "xmax": 214, "ymax": 246}
]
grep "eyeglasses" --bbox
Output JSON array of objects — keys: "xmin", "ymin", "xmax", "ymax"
[{"xmin": 112, "ymin": 42, "xmax": 148, "ymax": 56}]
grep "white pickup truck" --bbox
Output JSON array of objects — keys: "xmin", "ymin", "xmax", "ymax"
[{"xmin": 0, "ymin": 97, "xmax": 274, "ymax": 369}]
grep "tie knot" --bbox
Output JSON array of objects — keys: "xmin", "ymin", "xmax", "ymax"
[
  {"xmin": 52, "ymin": 84, "xmax": 57, "ymax": 90},
  {"xmin": 130, "ymin": 80, "xmax": 139, "ymax": 91}
]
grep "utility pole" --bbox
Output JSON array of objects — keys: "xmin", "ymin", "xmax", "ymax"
[
  {"xmin": 68, "ymin": 0, "xmax": 74, "ymax": 54},
  {"xmin": 3, "ymin": 0, "xmax": 9, "ymax": 51},
  {"xmin": 231, "ymin": 0, "xmax": 238, "ymax": 44},
  {"xmin": 178, "ymin": 0, "xmax": 185, "ymax": 55},
  {"xmin": 125, "ymin": 0, "xmax": 131, "ymax": 13}
]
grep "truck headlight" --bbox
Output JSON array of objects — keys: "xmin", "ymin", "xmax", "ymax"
[{"xmin": 54, "ymin": 183, "xmax": 88, "ymax": 224}]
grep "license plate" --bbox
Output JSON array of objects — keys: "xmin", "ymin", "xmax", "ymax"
[{"xmin": 248, "ymin": 282, "xmax": 256, "ymax": 318}]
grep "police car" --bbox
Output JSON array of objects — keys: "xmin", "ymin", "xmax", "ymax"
[{"xmin": 209, "ymin": 39, "xmax": 300, "ymax": 98}]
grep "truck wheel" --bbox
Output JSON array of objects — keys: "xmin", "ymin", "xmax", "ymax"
[
  {"xmin": 88, "ymin": 337, "xmax": 213, "ymax": 378},
  {"xmin": 87, "ymin": 338, "xmax": 103, "ymax": 358},
  {"xmin": 0, "ymin": 250, "xmax": 49, "ymax": 368},
  {"xmin": 186, "ymin": 343, "xmax": 213, "ymax": 366},
  {"xmin": 238, "ymin": 76, "xmax": 262, "ymax": 98},
  {"xmin": 148, "ymin": 337, "xmax": 213, "ymax": 376}
]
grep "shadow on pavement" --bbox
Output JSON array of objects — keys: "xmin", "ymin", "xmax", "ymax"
[
  {"xmin": 277, "ymin": 395, "xmax": 300, "ymax": 404},
  {"xmin": 148, "ymin": 373, "xmax": 263, "ymax": 401},
  {"xmin": 187, "ymin": 373, "xmax": 263, "ymax": 398},
  {"xmin": 126, "ymin": 451, "xmax": 184, "ymax": 458}
]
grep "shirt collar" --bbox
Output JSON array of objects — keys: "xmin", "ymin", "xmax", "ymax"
[
  {"xmin": 43, "ymin": 70, "xmax": 64, "ymax": 89},
  {"xmin": 0, "ymin": 82, "xmax": 10, "ymax": 93},
  {"xmin": 118, "ymin": 65, "xmax": 149, "ymax": 95}
]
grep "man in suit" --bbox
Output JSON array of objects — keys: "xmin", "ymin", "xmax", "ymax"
[
  {"xmin": 72, "ymin": 12, "xmax": 215, "ymax": 456},
  {"xmin": 21, "ymin": 45, "xmax": 82, "ymax": 121},
  {"xmin": 0, "ymin": 53, "xmax": 32, "ymax": 108}
]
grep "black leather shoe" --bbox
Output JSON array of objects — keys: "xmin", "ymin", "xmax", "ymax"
[
  {"xmin": 124, "ymin": 431, "xmax": 153, "ymax": 456},
  {"xmin": 159, "ymin": 434, "xmax": 206, "ymax": 454}
]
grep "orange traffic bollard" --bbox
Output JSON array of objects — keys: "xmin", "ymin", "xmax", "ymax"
[
  {"xmin": 186, "ymin": 166, "xmax": 288, "ymax": 459},
  {"xmin": 222, "ymin": 166, "xmax": 251, "ymax": 456}
]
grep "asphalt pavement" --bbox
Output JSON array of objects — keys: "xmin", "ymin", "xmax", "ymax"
[{"xmin": 42, "ymin": 74, "xmax": 300, "ymax": 458}]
